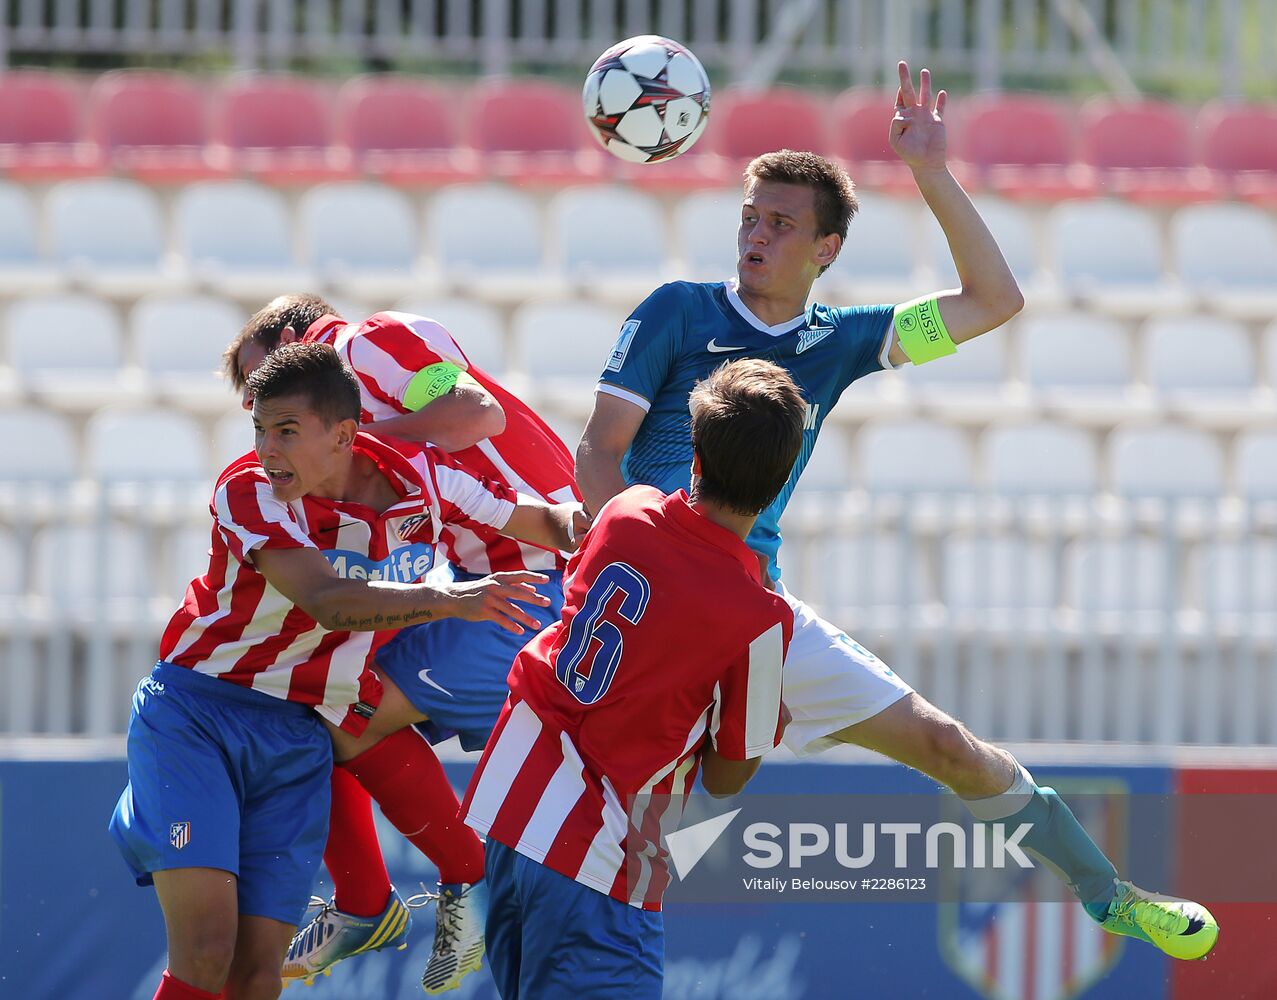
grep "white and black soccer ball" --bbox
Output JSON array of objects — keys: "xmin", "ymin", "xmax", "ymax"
[{"xmin": 582, "ymin": 35, "xmax": 711, "ymax": 163}]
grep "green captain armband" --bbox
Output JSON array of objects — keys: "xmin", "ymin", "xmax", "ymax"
[
  {"xmin": 894, "ymin": 297, "xmax": 957, "ymax": 365},
  {"xmin": 402, "ymin": 361, "xmax": 462, "ymax": 411}
]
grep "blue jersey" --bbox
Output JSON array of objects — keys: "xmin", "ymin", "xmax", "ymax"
[{"xmin": 598, "ymin": 280, "xmax": 894, "ymax": 579}]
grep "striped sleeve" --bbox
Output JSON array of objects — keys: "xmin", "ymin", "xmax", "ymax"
[
  {"xmin": 708, "ymin": 609, "xmax": 792, "ymax": 760},
  {"xmin": 417, "ymin": 447, "xmax": 518, "ymax": 533},
  {"xmin": 347, "ymin": 312, "xmax": 472, "ymax": 411},
  {"xmin": 213, "ymin": 475, "xmax": 313, "ymax": 566}
]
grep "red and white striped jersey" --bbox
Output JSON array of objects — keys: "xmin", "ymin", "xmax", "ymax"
[
  {"xmin": 304, "ymin": 311, "xmax": 579, "ymax": 575},
  {"xmin": 461, "ymin": 486, "xmax": 791, "ymax": 910},
  {"xmin": 159, "ymin": 432, "xmax": 516, "ymax": 735}
]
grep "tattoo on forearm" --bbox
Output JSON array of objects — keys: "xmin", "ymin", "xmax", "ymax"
[{"xmin": 329, "ymin": 608, "xmax": 435, "ymax": 630}]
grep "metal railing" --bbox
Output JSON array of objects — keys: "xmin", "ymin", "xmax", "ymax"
[
  {"xmin": 3, "ymin": 481, "xmax": 1275, "ymax": 743},
  {"xmin": 0, "ymin": 0, "xmax": 1271, "ymax": 99}
]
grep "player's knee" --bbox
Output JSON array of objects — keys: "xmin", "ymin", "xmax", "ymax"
[
  {"xmin": 174, "ymin": 932, "xmax": 236, "ymax": 990},
  {"xmin": 226, "ymin": 962, "xmax": 286, "ymax": 1000}
]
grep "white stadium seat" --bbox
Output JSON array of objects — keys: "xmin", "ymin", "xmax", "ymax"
[
  {"xmin": 1196, "ymin": 538, "xmax": 1277, "ymax": 618},
  {"xmin": 85, "ymin": 407, "xmax": 207, "ymax": 481},
  {"xmin": 513, "ymin": 300, "xmax": 626, "ymax": 403},
  {"xmin": 858, "ymin": 419, "xmax": 974, "ymax": 491},
  {"xmin": 789, "ymin": 424, "xmax": 854, "ymax": 493},
  {"xmin": 984, "ymin": 422, "xmax": 1098, "ymax": 494},
  {"xmin": 0, "ymin": 182, "xmax": 58, "ymax": 295},
  {"xmin": 214, "ymin": 407, "xmax": 255, "ymax": 474},
  {"xmin": 163, "ymin": 524, "xmax": 215, "ymax": 599},
  {"xmin": 1172, "ymin": 203, "xmax": 1277, "ymax": 319},
  {"xmin": 928, "ymin": 196, "xmax": 1046, "ymax": 293},
  {"xmin": 1236, "ymin": 430, "xmax": 1277, "ymax": 497},
  {"xmin": 824, "ymin": 196, "xmax": 922, "ymax": 303},
  {"xmin": 943, "ymin": 535, "xmax": 1058, "ymax": 612},
  {"xmin": 676, "ymin": 188, "xmax": 742, "ymax": 281},
  {"xmin": 1142, "ymin": 314, "xmax": 1264, "ymax": 429},
  {"xmin": 1048, "ymin": 199, "xmax": 1180, "ymax": 317},
  {"xmin": 392, "ymin": 297, "xmax": 509, "ymax": 377},
  {"xmin": 429, "ymin": 184, "xmax": 547, "ymax": 301},
  {"xmin": 1020, "ymin": 311, "xmax": 1146, "ymax": 426},
  {"xmin": 1109, "ymin": 425, "xmax": 1224, "ymax": 497},
  {"xmin": 132, "ymin": 293, "xmax": 245, "ymax": 410},
  {"xmin": 1064, "ymin": 537, "xmax": 1172, "ymax": 614},
  {"xmin": 30, "ymin": 523, "xmax": 154, "ymax": 618},
  {"xmin": 46, "ymin": 179, "xmax": 166, "ymax": 280},
  {"xmin": 7, "ymin": 294, "xmax": 140, "ymax": 410},
  {"xmin": 0, "ymin": 409, "xmax": 78, "ymax": 480},
  {"xmin": 904, "ymin": 326, "xmax": 1026, "ymax": 424},
  {"xmin": 551, "ymin": 185, "xmax": 664, "ymax": 300},
  {"xmin": 298, "ymin": 183, "xmax": 420, "ymax": 296}
]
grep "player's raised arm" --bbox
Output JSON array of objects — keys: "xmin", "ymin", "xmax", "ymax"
[
  {"xmin": 885, "ymin": 61, "xmax": 1023, "ymax": 368},
  {"xmin": 359, "ymin": 369, "xmax": 506, "ymax": 452},
  {"xmin": 576, "ymin": 391, "xmax": 648, "ymax": 516},
  {"xmin": 252, "ymin": 544, "xmax": 550, "ymax": 635}
]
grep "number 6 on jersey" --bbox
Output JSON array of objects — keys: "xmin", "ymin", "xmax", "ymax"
[{"xmin": 555, "ymin": 562, "xmax": 651, "ymax": 704}]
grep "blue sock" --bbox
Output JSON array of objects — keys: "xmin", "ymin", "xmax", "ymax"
[{"xmin": 965, "ymin": 762, "xmax": 1118, "ymax": 922}]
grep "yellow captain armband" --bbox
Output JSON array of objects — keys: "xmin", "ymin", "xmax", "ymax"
[
  {"xmin": 403, "ymin": 361, "xmax": 462, "ymax": 411},
  {"xmin": 894, "ymin": 297, "xmax": 957, "ymax": 365}
]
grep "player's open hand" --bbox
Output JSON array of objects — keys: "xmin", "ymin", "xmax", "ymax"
[
  {"xmin": 447, "ymin": 571, "xmax": 552, "ymax": 634},
  {"xmin": 888, "ymin": 61, "xmax": 947, "ymax": 172}
]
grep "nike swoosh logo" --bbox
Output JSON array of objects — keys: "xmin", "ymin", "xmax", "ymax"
[
  {"xmin": 706, "ymin": 339, "xmax": 749, "ymax": 354},
  {"xmin": 417, "ymin": 668, "xmax": 453, "ymax": 697}
]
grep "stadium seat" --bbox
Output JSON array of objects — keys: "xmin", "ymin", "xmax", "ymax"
[
  {"xmin": 984, "ymin": 422, "xmax": 1099, "ymax": 495},
  {"xmin": 906, "ymin": 326, "xmax": 1028, "ymax": 425},
  {"xmin": 950, "ymin": 95, "xmax": 1090, "ymax": 199},
  {"xmin": 1048, "ymin": 199, "xmax": 1184, "ymax": 317},
  {"xmin": 0, "ymin": 69, "xmax": 101, "ymax": 178},
  {"xmin": 513, "ymin": 300, "xmax": 627, "ymax": 409},
  {"xmin": 391, "ymin": 298, "xmax": 509, "ymax": 377},
  {"xmin": 1236, "ymin": 429, "xmax": 1277, "ymax": 497},
  {"xmin": 214, "ymin": 75, "xmax": 352, "ymax": 182},
  {"xmin": 1196, "ymin": 537, "xmax": 1277, "ymax": 618},
  {"xmin": 1109, "ymin": 425, "xmax": 1224, "ymax": 497},
  {"xmin": 709, "ymin": 87, "xmax": 830, "ymax": 162},
  {"xmin": 85, "ymin": 407, "xmax": 207, "ymax": 481},
  {"xmin": 466, "ymin": 80, "xmax": 602, "ymax": 185},
  {"xmin": 0, "ymin": 410, "xmax": 78, "ymax": 481},
  {"xmin": 1020, "ymin": 312, "xmax": 1148, "ymax": 426},
  {"xmin": 336, "ymin": 75, "xmax": 479, "ymax": 184},
  {"xmin": 7, "ymin": 294, "xmax": 140, "ymax": 410},
  {"xmin": 676, "ymin": 187, "xmax": 742, "ymax": 280},
  {"xmin": 164, "ymin": 524, "xmax": 215, "ymax": 599},
  {"xmin": 1078, "ymin": 98, "xmax": 1215, "ymax": 203},
  {"xmin": 943, "ymin": 534, "xmax": 1058, "ymax": 614},
  {"xmin": 297, "ymin": 183, "xmax": 420, "ymax": 298},
  {"xmin": 1064, "ymin": 537, "xmax": 1173, "ymax": 616},
  {"xmin": 824, "ymin": 195, "xmax": 923, "ymax": 303},
  {"xmin": 790, "ymin": 424, "xmax": 855, "ymax": 493},
  {"xmin": 45, "ymin": 179, "xmax": 168, "ymax": 294},
  {"xmin": 830, "ymin": 89, "xmax": 916, "ymax": 193},
  {"xmin": 428, "ymin": 184, "xmax": 549, "ymax": 301},
  {"xmin": 213, "ymin": 408, "xmax": 254, "ymax": 474},
  {"xmin": 0, "ymin": 182, "xmax": 59, "ymax": 296},
  {"xmin": 30, "ymin": 523, "xmax": 156, "ymax": 628},
  {"xmin": 87, "ymin": 70, "xmax": 225, "ymax": 182},
  {"xmin": 858, "ymin": 419, "xmax": 974, "ymax": 492},
  {"xmin": 1197, "ymin": 101, "xmax": 1277, "ymax": 203},
  {"xmin": 131, "ymin": 293, "xmax": 245, "ymax": 411},
  {"xmin": 173, "ymin": 181, "xmax": 310, "ymax": 298},
  {"xmin": 551, "ymin": 185, "xmax": 665, "ymax": 301},
  {"xmin": 1143, "ymin": 315, "xmax": 1266, "ymax": 429},
  {"xmin": 1171, "ymin": 203, "xmax": 1277, "ymax": 319}
]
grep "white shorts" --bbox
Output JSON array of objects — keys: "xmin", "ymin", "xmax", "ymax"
[{"xmin": 778, "ymin": 584, "xmax": 914, "ymax": 756}]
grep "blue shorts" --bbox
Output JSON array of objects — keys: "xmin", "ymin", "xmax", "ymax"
[
  {"xmin": 484, "ymin": 839, "xmax": 663, "ymax": 1000},
  {"xmin": 108, "ymin": 661, "xmax": 332, "ymax": 926},
  {"xmin": 376, "ymin": 568, "xmax": 564, "ymax": 751}
]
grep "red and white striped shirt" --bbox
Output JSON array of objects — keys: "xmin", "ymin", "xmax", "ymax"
[
  {"xmin": 461, "ymin": 486, "xmax": 791, "ymax": 910},
  {"xmin": 159, "ymin": 433, "xmax": 516, "ymax": 734},
  {"xmin": 304, "ymin": 311, "xmax": 579, "ymax": 575}
]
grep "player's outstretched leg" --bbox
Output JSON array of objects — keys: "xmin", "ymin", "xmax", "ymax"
[
  {"xmin": 835, "ymin": 693, "xmax": 1219, "ymax": 960},
  {"xmin": 282, "ymin": 769, "xmax": 411, "ymax": 983}
]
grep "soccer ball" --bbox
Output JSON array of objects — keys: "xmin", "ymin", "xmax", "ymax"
[{"xmin": 582, "ymin": 35, "xmax": 711, "ymax": 163}]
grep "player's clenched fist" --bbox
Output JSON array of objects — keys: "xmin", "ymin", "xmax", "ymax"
[{"xmin": 444, "ymin": 571, "xmax": 553, "ymax": 634}]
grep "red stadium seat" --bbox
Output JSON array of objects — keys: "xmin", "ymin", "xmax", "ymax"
[
  {"xmin": 1197, "ymin": 101, "xmax": 1277, "ymax": 204},
  {"xmin": 335, "ymin": 76, "xmax": 479, "ymax": 185},
  {"xmin": 88, "ymin": 71, "xmax": 227, "ymax": 182},
  {"xmin": 830, "ymin": 89, "xmax": 916, "ymax": 194},
  {"xmin": 951, "ymin": 95, "xmax": 1092, "ymax": 199},
  {"xmin": 214, "ymin": 75, "xmax": 353, "ymax": 183},
  {"xmin": 0, "ymin": 70, "xmax": 101, "ymax": 178},
  {"xmin": 466, "ymin": 79, "xmax": 602, "ymax": 185},
  {"xmin": 710, "ymin": 86, "xmax": 831, "ymax": 162},
  {"xmin": 1078, "ymin": 98, "xmax": 1214, "ymax": 204}
]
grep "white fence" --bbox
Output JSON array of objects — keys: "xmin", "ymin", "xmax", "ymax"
[
  {"xmin": 0, "ymin": 0, "xmax": 1273, "ymax": 97},
  {"xmin": 3, "ymin": 481, "xmax": 1274, "ymax": 744}
]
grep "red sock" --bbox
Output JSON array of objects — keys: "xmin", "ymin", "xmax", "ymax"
[
  {"xmin": 341, "ymin": 727, "xmax": 485, "ymax": 885},
  {"xmin": 153, "ymin": 970, "xmax": 222, "ymax": 1000},
  {"xmin": 325, "ymin": 765, "xmax": 394, "ymax": 917}
]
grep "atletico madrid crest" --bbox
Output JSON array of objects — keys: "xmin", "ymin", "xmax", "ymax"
[{"xmin": 169, "ymin": 821, "xmax": 191, "ymax": 850}]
